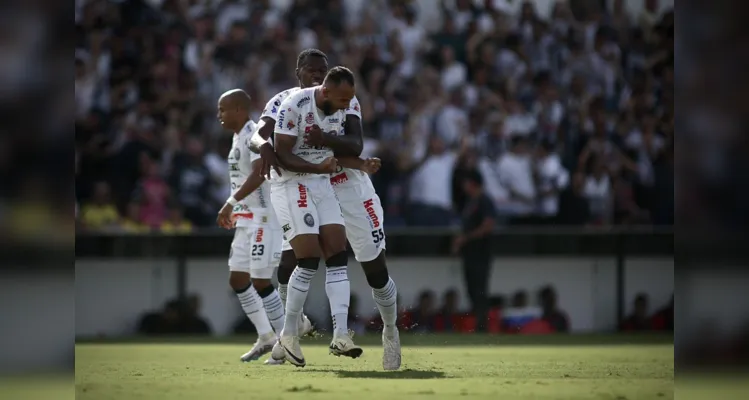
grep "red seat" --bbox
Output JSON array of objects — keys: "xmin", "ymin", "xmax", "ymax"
[
  {"xmin": 488, "ymin": 308, "xmax": 502, "ymax": 333},
  {"xmin": 518, "ymin": 319, "xmax": 555, "ymax": 334}
]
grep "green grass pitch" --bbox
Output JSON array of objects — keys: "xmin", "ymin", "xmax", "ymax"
[{"xmin": 75, "ymin": 334, "xmax": 674, "ymax": 400}]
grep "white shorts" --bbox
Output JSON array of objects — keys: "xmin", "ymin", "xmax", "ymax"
[
  {"xmin": 271, "ymin": 177, "xmax": 344, "ymax": 243},
  {"xmin": 228, "ymin": 224, "xmax": 283, "ymax": 279},
  {"xmin": 336, "ymin": 186, "xmax": 386, "ymax": 262}
]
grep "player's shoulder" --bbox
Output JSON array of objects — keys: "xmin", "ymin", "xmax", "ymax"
[
  {"xmin": 238, "ymin": 120, "xmax": 257, "ymax": 141},
  {"xmin": 282, "ymin": 87, "xmax": 315, "ymax": 108},
  {"xmin": 345, "ymin": 95, "xmax": 361, "ymax": 114}
]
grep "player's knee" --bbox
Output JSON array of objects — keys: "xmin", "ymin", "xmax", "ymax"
[
  {"xmin": 229, "ymin": 272, "xmax": 251, "ymax": 292},
  {"xmin": 254, "ymin": 281, "xmax": 275, "ymax": 298},
  {"xmin": 325, "ymin": 251, "xmax": 348, "ymax": 267},
  {"xmin": 364, "ymin": 265, "xmax": 389, "ymax": 289},
  {"xmin": 297, "ymin": 257, "xmax": 321, "ymax": 271}
]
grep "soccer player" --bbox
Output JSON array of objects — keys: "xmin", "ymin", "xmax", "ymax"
[
  {"xmin": 251, "ymin": 50, "xmax": 401, "ymax": 370},
  {"xmin": 215, "ymin": 89, "xmax": 285, "ymax": 362},
  {"xmin": 268, "ymin": 66, "xmax": 369, "ymax": 368}
]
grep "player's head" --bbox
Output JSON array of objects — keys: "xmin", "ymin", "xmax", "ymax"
[
  {"xmin": 296, "ymin": 48, "xmax": 328, "ymax": 88},
  {"xmin": 217, "ymin": 89, "xmax": 251, "ymax": 132},
  {"xmin": 320, "ymin": 66, "xmax": 355, "ymax": 115}
]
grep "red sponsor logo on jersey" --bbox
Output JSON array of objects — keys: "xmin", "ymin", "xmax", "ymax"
[
  {"xmin": 305, "ymin": 112, "xmax": 315, "ymax": 125},
  {"xmin": 363, "ymin": 199, "xmax": 380, "ymax": 228},
  {"xmin": 255, "ymin": 228, "xmax": 264, "ymax": 243},
  {"xmin": 330, "ymin": 172, "xmax": 348, "ymax": 185},
  {"xmin": 353, "ymin": 104, "xmax": 359, "ymax": 112},
  {"xmin": 297, "ymin": 183, "xmax": 308, "ymax": 208},
  {"xmin": 286, "ymin": 119, "xmax": 295, "ymax": 130}
]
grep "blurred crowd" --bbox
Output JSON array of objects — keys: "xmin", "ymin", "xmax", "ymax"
[
  {"xmin": 137, "ymin": 285, "xmax": 674, "ymax": 336},
  {"xmin": 75, "ymin": 0, "xmax": 674, "ymax": 231}
]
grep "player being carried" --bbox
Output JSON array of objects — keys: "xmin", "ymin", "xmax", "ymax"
[
  {"xmin": 250, "ymin": 50, "xmax": 401, "ymax": 370},
  {"xmin": 215, "ymin": 89, "xmax": 289, "ymax": 362}
]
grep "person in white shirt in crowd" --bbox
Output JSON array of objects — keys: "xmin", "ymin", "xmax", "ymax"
[
  {"xmin": 535, "ymin": 139, "xmax": 569, "ymax": 223},
  {"xmin": 503, "ymin": 98, "xmax": 538, "ymax": 139},
  {"xmin": 439, "ymin": 45, "xmax": 467, "ymax": 93},
  {"xmin": 583, "ymin": 157, "xmax": 612, "ymax": 224},
  {"xmin": 435, "ymin": 89, "xmax": 469, "ymax": 148},
  {"xmin": 496, "ymin": 136, "xmax": 536, "ymax": 220},
  {"xmin": 532, "ymin": 71, "xmax": 565, "ymax": 140},
  {"xmin": 403, "ymin": 136, "xmax": 464, "ymax": 226}
]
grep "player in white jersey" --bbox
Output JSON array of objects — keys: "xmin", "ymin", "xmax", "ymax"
[
  {"xmin": 249, "ymin": 49, "xmax": 401, "ymax": 370},
  {"xmin": 215, "ymin": 89, "xmax": 287, "ymax": 362},
  {"xmin": 270, "ymin": 66, "xmax": 380, "ymax": 368}
]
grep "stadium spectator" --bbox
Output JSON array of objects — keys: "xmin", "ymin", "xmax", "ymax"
[
  {"xmin": 160, "ymin": 204, "xmax": 194, "ymax": 234},
  {"xmin": 620, "ymin": 293, "xmax": 652, "ymax": 331},
  {"xmin": 497, "ymin": 136, "xmax": 536, "ymax": 220},
  {"xmin": 79, "ymin": 181, "xmax": 120, "ymax": 231},
  {"xmin": 137, "ymin": 300, "xmax": 182, "ymax": 335},
  {"xmin": 502, "ymin": 290, "xmax": 542, "ymax": 332},
  {"xmin": 538, "ymin": 285, "xmax": 570, "ymax": 332},
  {"xmin": 119, "ymin": 201, "xmax": 150, "ymax": 234},
  {"xmin": 650, "ymin": 294, "xmax": 673, "ymax": 331},
  {"xmin": 402, "ymin": 290, "xmax": 437, "ymax": 333},
  {"xmin": 435, "ymin": 289, "xmax": 460, "ymax": 332},
  {"xmin": 535, "ymin": 139, "xmax": 570, "ymax": 222},
  {"xmin": 133, "ymin": 156, "xmax": 171, "ymax": 229}
]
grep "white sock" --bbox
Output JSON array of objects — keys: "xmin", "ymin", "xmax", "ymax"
[
  {"xmin": 278, "ymin": 283, "xmax": 288, "ymax": 308},
  {"xmin": 236, "ymin": 285, "xmax": 273, "ymax": 336},
  {"xmin": 261, "ymin": 288, "xmax": 285, "ymax": 334},
  {"xmin": 373, "ymin": 277, "xmax": 398, "ymax": 330},
  {"xmin": 278, "ymin": 282, "xmax": 304, "ymax": 328},
  {"xmin": 282, "ymin": 267, "xmax": 315, "ymax": 337},
  {"xmin": 325, "ymin": 266, "xmax": 350, "ymax": 337}
]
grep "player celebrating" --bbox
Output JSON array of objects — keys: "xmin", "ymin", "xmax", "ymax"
[
  {"xmin": 215, "ymin": 89, "xmax": 284, "ymax": 362},
  {"xmin": 250, "ymin": 50, "xmax": 401, "ymax": 371},
  {"xmin": 269, "ymin": 66, "xmax": 366, "ymax": 368}
]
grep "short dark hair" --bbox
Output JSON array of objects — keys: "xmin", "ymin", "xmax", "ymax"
[
  {"xmin": 464, "ymin": 170, "xmax": 483, "ymax": 187},
  {"xmin": 297, "ymin": 48, "xmax": 327, "ymax": 68},
  {"xmin": 324, "ymin": 66, "xmax": 355, "ymax": 86}
]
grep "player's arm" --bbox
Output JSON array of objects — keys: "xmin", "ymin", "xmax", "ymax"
[
  {"xmin": 275, "ymin": 102, "xmax": 335, "ymax": 174},
  {"xmin": 249, "ymin": 117, "xmax": 274, "ymax": 153},
  {"xmin": 233, "ymin": 158, "xmax": 266, "ymax": 202},
  {"xmin": 337, "ymin": 156, "xmax": 381, "ymax": 174},
  {"xmin": 326, "ymin": 96, "xmax": 365, "ymax": 156},
  {"xmin": 325, "ymin": 114, "xmax": 363, "ymax": 156}
]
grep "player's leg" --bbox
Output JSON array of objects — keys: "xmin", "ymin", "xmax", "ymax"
[
  {"xmin": 271, "ymin": 182, "xmax": 323, "ymax": 367},
  {"xmin": 342, "ymin": 194, "xmax": 400, "ymax": 369},
  {"xmin": 228, "ymin": 227, "xmax": 275, "ymax": 362},
  {"xmin": 277, "ymin": 243, "xmax": 315, "ymax": 336},
  {"xmin": 250, "ymin": 225, "xmax": 285, "ymax": 335},
  {"xmin": 316, "ymin": 180, "xmax": 362, "ymax": 359}
]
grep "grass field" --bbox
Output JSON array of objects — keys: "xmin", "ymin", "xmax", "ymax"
[{"xmin": 75, "ymin": 334, "xmax": 674, "ymax": 400}]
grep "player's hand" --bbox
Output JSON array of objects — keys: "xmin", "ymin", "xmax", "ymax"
[
  {"xmin": 217, "ymin": 204, "xmax": 234, "ymax": 229},
  {"xmin": 451, "ymin": 235, "xmax": 466, "ymax": 255},
  {"xmin": 317, "ymin": 157, "xmax": 338, "ymax": 174},
  {"xmin": 259, "ymin": 142, "xmax": 281, "ymax": 178},
  {"xmin": 361, "ymin": 157, "xmax": 382, "ymax": 174},
  {"xmin": 304, "ymin": 124, "xmax": 326, "ymax": 147}
]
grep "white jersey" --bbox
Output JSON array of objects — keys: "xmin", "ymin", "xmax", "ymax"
[
  {"xmin": 260, "ymin": 87, "xmax": 300, "ymax": 123},
  {"xmin": 228, "ymin": 120, "xmax": 275, "ymax": 227},
  {"xmin": 272, "ymin": 86, "xmax": 351, "ymax": 182},
  {"xmin": 326, "ymin": 95, "xmax": 374, "ymax": 192}
]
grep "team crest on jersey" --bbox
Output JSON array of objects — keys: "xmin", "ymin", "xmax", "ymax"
[
  {"xmin": 286, "ymin": 119, "xmax": 295, "ymax": 129},
  {"xmin": 296, "ymin": 96, "xmax": 310, "ymax": 108},
  {"xmin": 233, "ymin": 148, "xmax": 240, "ymax": 160},
  {"xmin": 305, "ymin": 112, "xmax": 314, "ymax": 125},
  {"xmin": 274, "ymin": 99, "xmax": 281, "ymax": 106}
]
